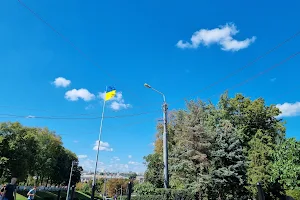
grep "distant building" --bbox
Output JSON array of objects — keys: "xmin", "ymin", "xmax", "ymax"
[
  {"xmin": 80, "ymin": 172, "xmax": 144, "ymax": 183},
  {"xmin": 136, "ymin": 175, "xmax": 144, "ymax": 183}
]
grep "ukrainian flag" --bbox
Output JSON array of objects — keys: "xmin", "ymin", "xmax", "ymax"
[{"xmin": 105, "ymin": 86, "xmax": 116, "ymax": 101}]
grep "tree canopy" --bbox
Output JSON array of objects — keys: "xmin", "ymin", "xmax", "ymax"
[
  {"xmin": 0, "ymin": 122, "xmax": 82, "ymax": 186},
  {"xmin": 144, "ymin": 93, "xmax": 299, "ymax": 199}
]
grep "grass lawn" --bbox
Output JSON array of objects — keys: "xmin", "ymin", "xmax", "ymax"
[
  {"xmin": 16, "ymin": 193, "xmax": 28, "ymax": 200},
  {"xmin": 17, "ymin": 190, "xmax": 97, "ymax": 200}
]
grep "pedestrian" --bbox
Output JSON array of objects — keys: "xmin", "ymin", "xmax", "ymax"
[
  {"xmin": 27, "ymin": 186, "xmax": 36, "ymax": 200},
  {"xmin": 0, "ymin": 185, "xmax": 6, "ymax": 198},
  {"xmin": 1, "ymin": 177, "xmax": 17, "ymax": 200}
]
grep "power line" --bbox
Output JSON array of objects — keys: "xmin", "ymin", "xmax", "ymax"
[
  {"xmin": 0, "ymin": 110, "xmax": 160, "ymax": 120},
  {"xmin": 1, "ymin": 51, "xmax": 298, "ymax": 121},
  {"xmin": 1, "ymin": 52, "xmax": 298, "ymax": 121},
  {"xmin": 14, "ymin": 0, "xmax": 300, "ymax": 113},
  {"xmin": 186, "ymin": 32, "xmax": 300, "ymax": 100},
  {"xmin": 204, "ymin": 51, "xmax": 300, "ymax": 101},
  {"xmin": 60, "ymin": 118, "xmax": 154, "ymax": 137},
  {"xmin": 161, "ymin": 31, "xmax": 300, "ymax": 106},
  {"xmin": 17, "ymin": 0, "xmax": 144, "ymax": 103}
]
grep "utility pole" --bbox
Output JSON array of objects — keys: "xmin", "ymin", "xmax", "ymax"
[
  {"xmin": 103, "ymin": 178, "xmax": 107, "ymax": 197},
  {"xmin": 162, "ymin": 101, "xmax": 169, "ymax": 188},
  {"xmin": 66, "ymin": 161, "xmax": 76, "ymax": 200},
  {"xmin": 144, "ymin": 83, "xmax": 169, "ymax": 188},
  {"xmin": 120, "ymin": 185, "xmax": 122, "ymax": 200}
]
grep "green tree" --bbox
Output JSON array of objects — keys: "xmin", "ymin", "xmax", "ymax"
[
  {"xmin": 247, "ymin": 130, "xmax": 274, "ymax": 197},
  {"xmin": 209, "ymin": 120, "xmax": 248, "ymax": 200},
  {"xmin": 272, "ymin": 138, "xmax": 300, "ymax": 190},
  {"xmin": 0, "ymin": 122, "xmax": 39, "ymax": 181},
  {"xmin": 170, "ymin": 101, "xmax": 213, "ymax": 196},
  {"xmin": 0, "ymin": 122, "xmax": 82, "ymax": 186},
  {"xmin": 218, "ymin": 93, "xmax": 285, "ymax": 150},
  {"xmin": 134, "ymin": 182, "xmax": 156, "ymax": 195},
  {"xmin": 144, "ymin": 153, "xmax": 164, "ymax": 188}
]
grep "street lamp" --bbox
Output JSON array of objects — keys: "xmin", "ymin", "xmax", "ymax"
[
  {"xmin": 66, "ymin": 161, "xmax": 78, "ymax": 200},
  {"xmin": 144, "ymin": 83, "xmax": 169, "ymax": 189}
]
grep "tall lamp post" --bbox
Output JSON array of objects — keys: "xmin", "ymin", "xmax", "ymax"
[
  {"xmin": 144, "ymin": 83, "xmax": 169, "ymax": 188},
  {"xmin": 66, "ymin": 161, "xmax": 78, "ymax": 200}
]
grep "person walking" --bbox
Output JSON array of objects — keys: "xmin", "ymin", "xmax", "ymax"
[
  {"xmin": 27, "ymin": 186, "xmax": 36, "ymax": 200},
  {"xmin": 2, "ymin": 177, "xmax": 17, "ymax": 200},
  {"xmin": 0, "ymin": 185, "xmax": 6, "ymax": 198}
]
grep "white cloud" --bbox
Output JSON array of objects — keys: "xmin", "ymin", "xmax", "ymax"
[
  {"xmin": 176, "ymin": 23, "xmax": 256, "ymax": 52},
  {"xmin": 112, "ymin": 156, "xmax": 120, "ymax": 161},
  {"xmin": 26, "ymin": 115, "xmax": 35, "ymax": 119},
  {"xmin": 111, "ymin": 101, "xmax": 131, "ymax": 110},
  {"xmin": 93, "ymin": 140, "xmax": 113, "ymax": 151},
  {"xmin": 78, "ymin": 158, "xmax": 104, "ymax": 171},
  {"xmin": 128, "ymin": 155, "xmax": 132, "ymax": 159},
  {"xmin": 128, "ymin": 161, "xmax": 142, "ymax": 166},
  {"xmin": 53, "ymin": 77, "xmax": 71, "ymax": 88},
  {"xmin": 65, "ymin": 89, "xmax": 95, "ymax": 101},
  {"xmin": 276, "ymin": 102, "xmax": 300, "ymax": 117},
  {"xmin": 98, "ymin": 91, "xmax": 131, "ymax": 111},
  {"xmin": 78, "ymin": 156, "xmax": 145, "ymax": 172},
  {"xmin": 78, "ymin": 155, "xmax": 88, "ymax": 159}
]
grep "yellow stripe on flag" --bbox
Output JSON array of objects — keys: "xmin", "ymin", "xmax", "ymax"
[{"xmin": 105, "ymin": 89, "xmax": 116, "ymax": 101}]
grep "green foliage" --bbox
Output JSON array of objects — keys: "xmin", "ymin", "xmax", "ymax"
[
  {"xmin": 131, "ymin": 195, "xmax": 164, "ymax": 200},
  {"xmin": 134, "ymin": 182, "xmax": 156, "ymax": 195},
  {"xmin": 0, "ymin": 122, "xmax": 82, "ymax": 185},
  {"xmin": 209, "ymin": 120, "xmax": 248, "ymax": 199},
  {"xmin": 128, "ymin": 172, "xmax": 138, "ymax": 180},
  {"xmin": 247, "ymin": 130, "xmax": 274, "ymax": 196},
  {"xmin": 169, "ymin": 102, "xmax": 213, "ymax": 193},
  {"xmin": 286, "ymin": 190, "xmax": 300, "ymax": 199},
  {"xmin": 129, "ymin": 188, "xmax": 195, "ymax": 200},
  {"xmin": 144, "ymin": 93, "xmax": 293, "ymax": 199},
  {"xmin": 272, "ymin": 138, "xmax": 300, "ymax": 190},
  {"xmin": 144, "ymin": 153, "xmax": 164, "ymax": 188}
]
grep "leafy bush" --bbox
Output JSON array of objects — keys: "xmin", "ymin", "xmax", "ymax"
[
  {"xmin": 131, "ymin": 195, "xmax": 164, "ymax": 200},
  {"xmin": 134, "ymin": 182, "xmax": 156, "ymax": 195},
  {"xmin": 286, "ymin": 190, "xmax": 300, "ymax": 199},
  {"xmin": 125, "ymin": 186, "xmax": 196, "ymax": 200}
]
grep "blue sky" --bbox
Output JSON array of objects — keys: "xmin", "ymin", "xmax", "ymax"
[{"xmin": 0, "ymin": 0, "xmax": 299, "ymax": 173}]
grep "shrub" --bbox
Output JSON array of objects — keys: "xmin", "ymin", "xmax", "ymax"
[
  {"xmin": 286, "ymin": 190, "xmax": 300, "ymax": 199},
  {"xmin": 131, "ymin": 195, "xmax": 164, "ymax": 200},
  {"xmin": 124, "ymin": 188, "xmax": 196, "ymax": 200},
  {"xmin": 134, "ymin": 182, "xmax": 156, "ymax": 195}
]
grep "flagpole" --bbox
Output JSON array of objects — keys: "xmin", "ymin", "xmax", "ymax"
[{"xmin": 91, "ymin": 86, "xmax": 107, "ymax": 200}]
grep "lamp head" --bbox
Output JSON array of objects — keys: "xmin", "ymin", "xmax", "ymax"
[{"xmin": 144, "ymin": 83, "xmax": 151, "ymax": 88}]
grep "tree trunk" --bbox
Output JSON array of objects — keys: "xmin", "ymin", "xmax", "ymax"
[
  {"xmin": 36, "ymin": 175, "xmax": 39, "ymax": 186},
  {"xmin": 40, "ymin": 176, "xmax": 44, "ymax": 186},
  {"xmin": 46, "ymin": 177, "xmax": 50, "ymax": 186}
]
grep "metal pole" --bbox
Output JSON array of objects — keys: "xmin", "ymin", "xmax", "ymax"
[
  {"xmin": 163, "ymin": 101, "xmax": 169, "ymax": 188},
  {"xmin": 257, "ymin": 182, "xmax": 265, "ymax": 200},
  {"xmin": 144, "ymin": 83, "xmax": 169, "ymax": 189},
  {"xmin": 104, "ymin": 178, "xmax": 107, "ymax": 197},
  {"xmin": 127, "ymin": 182, "xmax": 132, "ymax": 200},
  {"xmin": 71, "ymin": 185, "xmax": 75, "ymax": 200},
  {"xmin": 66, "ymin": 161, "xmax": 74, "ymax": 200},
  {"xmin": 120, "ymin": 185, "xmax": 122, "ymax": 200},
  {"xmin": 91, "ymin": 87, "xmax": 107, "ymax": 200},
  {"xmin": 57, "ymin": 190, "xmax": 61, "ymax": 200}
]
